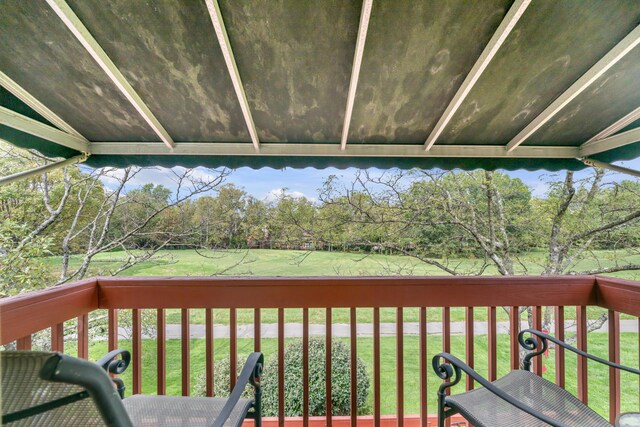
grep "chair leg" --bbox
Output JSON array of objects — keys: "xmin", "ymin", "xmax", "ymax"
[
  {"xmin": 253, "ymin": 387, "xmax": 262, "ymax": 427},
  {"xmin": 437, "ymin": 391, "xmax": 446, "ymax": 427}
]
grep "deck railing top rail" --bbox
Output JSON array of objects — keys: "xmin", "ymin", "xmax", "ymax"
[{"xmin": 2, "ymin": 275, "xmax": 639, "ymax": 344}]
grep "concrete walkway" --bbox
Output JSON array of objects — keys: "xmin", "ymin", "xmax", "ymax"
[{"xmin": 121, "ymin": 320, "xmax": 638, "ymax": 340}]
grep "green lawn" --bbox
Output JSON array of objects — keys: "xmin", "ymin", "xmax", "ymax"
[
  {"xmin": 67, "ymin": 332, "xmax": 639, "ymax": 420},
  {"xmin": 43, "ymin": 248, "xmax": 640, "ymax": 280},
  {"xmin": 43, "ymin": 248, "xmax": 640, "ymax": 325}
]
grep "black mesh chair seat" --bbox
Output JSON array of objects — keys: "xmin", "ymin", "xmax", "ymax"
[
  {"xmin": 123, "ymin": 395, "xmax": 253, "ymax": 427},
  {"xmin": 447, "ymin": 370, "xmax": 611, "ymax": 427},
  {"xmin": 433, "ymin": 330, "xmax": 640, "ymax": 427}
]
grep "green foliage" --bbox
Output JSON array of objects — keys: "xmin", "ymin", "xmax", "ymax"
[
  {"xmin": 0, "ymin": 220, "xmax": 54, "ymax": 296},
  {"xmin": 194, "ymin": 338, "xmax": 370, "ymax": 417}
]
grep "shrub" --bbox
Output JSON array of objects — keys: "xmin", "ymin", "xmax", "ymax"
[
  {"xmin": 194, "ymin": 356, "xmax": 249, "ymax": 399},
  {"xmin": 194, "ymin": 338, "xmax": 370, "ymax": 417}
]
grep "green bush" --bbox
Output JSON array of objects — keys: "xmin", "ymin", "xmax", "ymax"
[
  {"xmin": 195, "ymin": 338, "xmax": 370, "ymax": 417},
  {"xmin": 194, "ymin": 356, "xmax": 253, "ymax": 400}
]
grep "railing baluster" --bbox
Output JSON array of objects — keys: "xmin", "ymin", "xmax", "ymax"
[
  {"xmin": 157, "ymin": 309, "xmax": 166, "ymax": 395},
  {"xmin": 181, "ymin": 308, "xmax": 190, "ymax": 396},
  {"xmin": 555, "ymin": 306, "xmax": 565, "ymax": 388},
  {"xmin": 205, "ymin": 309, "xmax": 214, "ymax": 397},
  {"xmin": 373, "ymin": 307, "xmax": 380, "ymax": 427},
  {"xmin": 442, "ymin": 307, "xmax": 450, "ymax": 353},
  {"xmin": 509, "ymin": 306, "xmax": 519, "ymax": 370},
  {"xmin": 303, "ymin": 308, "xmax": 309, "ymax": 427},
  {"xmin": 576, "ymin": 306, "xmax": 588, "ymax": 404},
  {"xmin": 488, "ymin": 306, "xmax": 497, "ymax": 381},
  {"xmin": 350, "ymin": 308, "xmax": 357, "ymax": 427},
  {"xmin": 132, "ymin": 309, "xmax": 142, "ymax": 394},
  {"xmin": 51, "ymin": 322, "xmax": 64, "ymax": 352},
  {"xmin": 254, "ymin": 308, "xmax": 261, "ymax": 352},
  {"xmin": 396, "ymin": 307, "xmax": 404, "ymax": 427},
  {"xmin": 278, "ymin": 308, "xmax": 285, "ymax": 427},
  {"xmin": 77, "ymin": 313, "xmax": 89, "ymax": 359},
  {"xmin": 465, "ymin": 307, "xmax": 474, "ymax": 391},
  {"xmin": 108, "ymin": 309, "xmax": 118, "ymax": 352},
  {"xmin": 442, "ymin": 307, "xmax": 451, "ymax": 427},
  {"xmin": 16, "ymin": 335, "xmax": 32, "ymax": 351},
  {"xmin": 420, "ymin": 307, "xmax": 428, "ymax": 427},
  {"xmin": 230, "ymin": 308, "xmax": 237, "ymax": 392},
  {"xmin": 532, "ymin": 306, "xmax": 543, "ymax": 375},
  {"xmin": 326, "ymin": 308, "xmax": 333, "ymax": 427},
  {"xmin": 608, "ymin": 310, "xmax": 620, "ymax": 423}
]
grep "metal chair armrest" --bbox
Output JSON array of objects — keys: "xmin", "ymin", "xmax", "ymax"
[
  {"xmin": 96, "ymin": 349, "xmax": 131, "ymax": 374},
  {"xmin": 519, "ymin": 329, "xmax": 640, "ymax": 375},
  {"xmin": 95, "ymin": 349, "xmax": 131, "ymax": 399},
  {"xmin": 433, "ymin": 352, "xmax": 571, "ymax": 427},
  {"xmin": 212, "ymin": 352, "xmax": 264, "ymax": 427}
]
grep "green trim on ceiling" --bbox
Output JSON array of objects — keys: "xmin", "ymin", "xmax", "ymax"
[{"xmin": 82, "ymin": 154, "xmax": 590, "ymax": 172}]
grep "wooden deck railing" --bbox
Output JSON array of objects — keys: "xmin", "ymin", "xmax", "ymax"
[{"xmin": 1, "ymin": 275, "xmax": 639, "ymax": 426}]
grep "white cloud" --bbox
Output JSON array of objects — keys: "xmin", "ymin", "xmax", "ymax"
[{"xmin": 263, "ymin": 188, "xmax": 316, "ymax": 203}]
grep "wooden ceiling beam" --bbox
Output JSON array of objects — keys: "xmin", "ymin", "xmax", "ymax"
[
  {"xmin": 340, "ymin": 0, "xmax": 374, "ymax": 151},
  {"xmin": 424, "ymin": 0, "xmax": 531, "ymax": 151},
  {"xmin": 584, "ymin": 106, "xmax": 640, "ymax": 144},
  {"xmin": 580, "ymin": 127, "xmax": 640, "ymax": 157},
  {"xmin": 204, "ymin": 0, "xmax": 260, "ymax": 152},
  {"xmin": 0, "ymin": 106, "xmax": 90, "ymax": 153},
  {"xmin": 45, "ymin": 0, "xmax": 175, "ymax": 150},
  {"xmin": 91, "ymin": 141, "xmax": 578, "ymax": 159},
  {"xmin": 507, "ymin": 25, "xmax": 640, "ymax": 152}
]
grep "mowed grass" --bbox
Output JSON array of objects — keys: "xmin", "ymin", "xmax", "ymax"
[
  {"xmin": 43, "ymin": 248, "xmax": 640, "ymax": 279},
  {"xmin": 43, "ymin": 249, "xmax": 640, "ymax": 325},
  {"xmin": 66, "ymin": 332, "xmax": 639, "ymax": 420}
]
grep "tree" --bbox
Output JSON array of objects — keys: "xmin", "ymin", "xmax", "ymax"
[
  {"xmin": 56, "ymin": 167, "xmax": 230, "ymax": 283},
  {"xmin": 0, "ymin": 142, "xmax": 232, "ymax": 289},
  {"xmin": 268, "ymin": 190, "xmax": 317, "ymax": 249},
  {"xmin": 535, "ymin": 170, "xmax": 640, "ymax": 275}
]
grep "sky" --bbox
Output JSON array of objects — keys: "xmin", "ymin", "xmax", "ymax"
[{"xmin": 94, "ymin": 156, "xmax": 640, "ymax": 202}]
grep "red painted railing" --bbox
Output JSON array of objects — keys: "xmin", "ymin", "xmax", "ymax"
[{"xmin": 1, "ymin": 275, "xmax": 639, "ymax": 426}]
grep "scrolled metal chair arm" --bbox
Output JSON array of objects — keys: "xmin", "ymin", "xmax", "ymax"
[
  {"xmin": 518, "ymin": 330, "xmax": 548, "ymax": 371},
  {"xmin": 95, "ymin": 349, "xmax": 131, "ymax": 375},
  {"xmin": 519, "ymin": 329, "xmax": 640, "ymax": 375},
  {"xmin": 432, "ymin": 353, "xmax": 461, "ymax": 397},
  {"xmin": 432, "ymin": 352, "xmax": 570, "ymax": 427},
  {"xmin": 212, "ymin": 352, "xmax": 264, "ymax": 427},
  {"xmin": 95, "ymin": 350, "xmax": 131, "ymax": 399}
]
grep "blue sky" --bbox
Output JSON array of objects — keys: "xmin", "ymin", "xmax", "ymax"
[{"xmin": 97, "ymin": 156, "xmax": 640, "ymax": 201}]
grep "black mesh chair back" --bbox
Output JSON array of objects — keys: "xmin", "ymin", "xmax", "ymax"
[{"xmin": 1, "ymin": 351, "xmax": 132, "ymax": 426}]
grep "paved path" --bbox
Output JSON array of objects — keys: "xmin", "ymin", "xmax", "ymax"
[{"xmin": 121, "ymin": 320, "xmax": 638, "ymax": 340}]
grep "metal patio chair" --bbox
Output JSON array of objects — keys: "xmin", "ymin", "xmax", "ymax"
[
  {"xmin": 1, "ymin": 349, "xmax": 263, "ymax": 427},
  {"xmin": 432, "ymin": 329, "xmax": 640, "ymax": 427}
]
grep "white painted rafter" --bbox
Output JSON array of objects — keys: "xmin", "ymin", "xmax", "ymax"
[
  {"xmin": 91, "ymin": 141, "xmax": 578, "ymax": 158},
  {"xmin": 579, "ymin": 127, "xmax": 640, "ymax": 157},
  {"xmin": 204, "ymin": 0, "xmax": 260, "ymax": 152},
  {"xmin": 45, "ymin": 0, "xmax": 175, "ymax": 150},
  {"xmin": 0, "ymin": 106, "xmax": 90, "ymax": 153},
  {"xmin": 0, "ymin": 71, "xmax": 87, "ymax": 141},
  {"xmin": 506, "ymin": 24, "xmax": 640, "ymax": 152},
  {"xmin": 0, "ymin": 152, "xmax": 89, "ymax": 186},
  {"xmin": 424, "ymin": 0, "xmax": 531, "ymax": 151},
  {"xmin": 584, "ymin": 106, "xmax": 640, "ymax": 144},
  {"xmin": 340, "ymin": 0, "xmax": 374, "ymax": 151}
]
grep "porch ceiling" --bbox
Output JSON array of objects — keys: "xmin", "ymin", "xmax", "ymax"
[{"xmin": 0, "ymin": 0, "xmax": 639, "ymax": 170}]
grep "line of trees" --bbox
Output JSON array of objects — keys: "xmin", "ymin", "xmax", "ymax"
[{"xmin": 1, "ymin": 142, "xmax": 640, "ymax": 298}]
